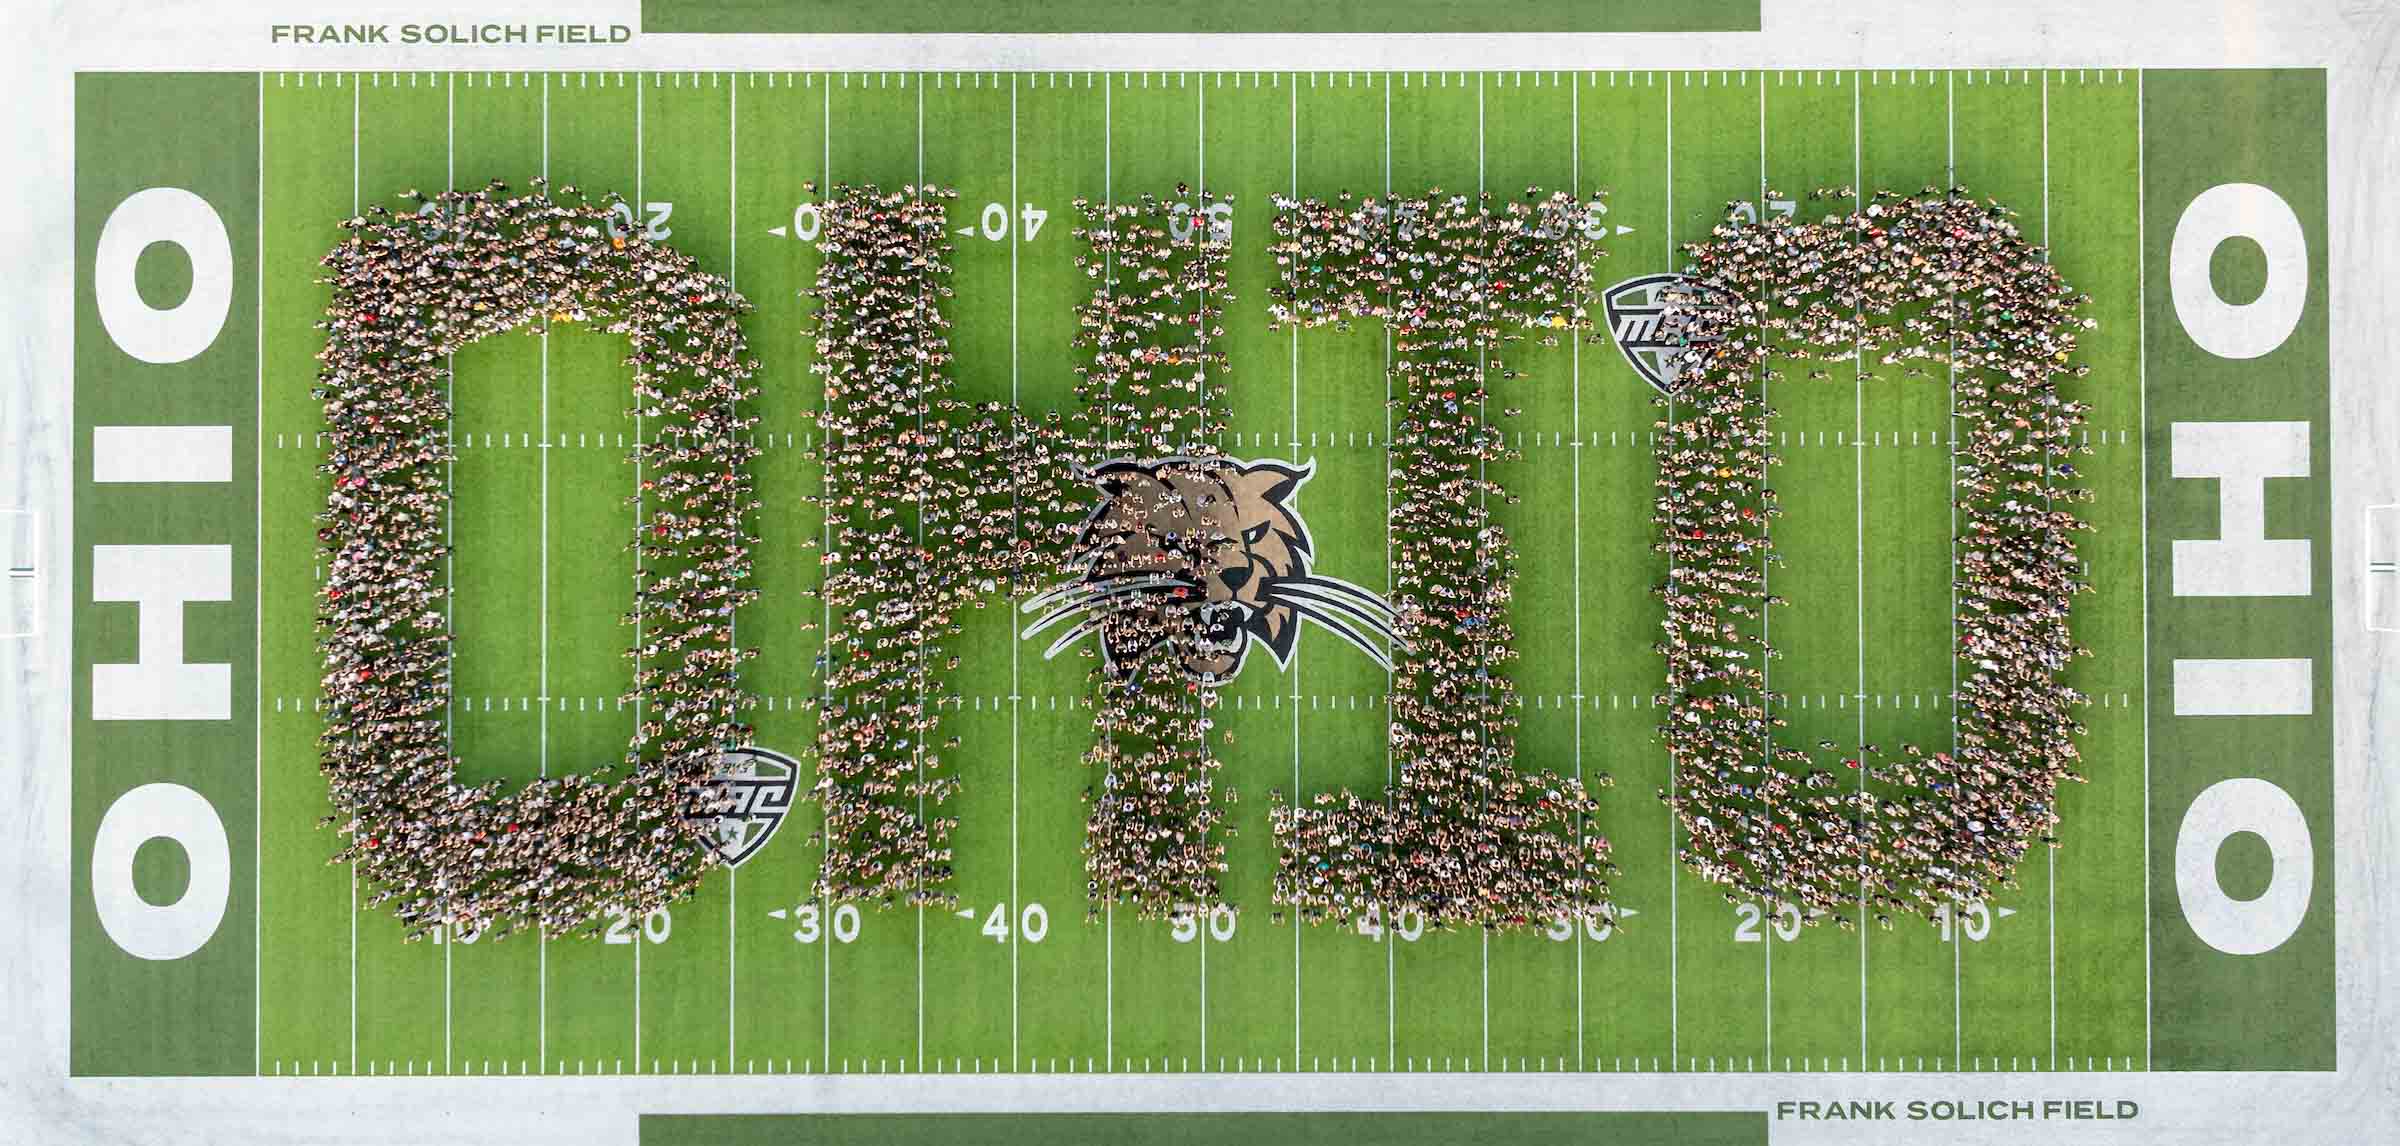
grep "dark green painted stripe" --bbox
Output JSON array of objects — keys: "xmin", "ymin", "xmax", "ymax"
[
  {"xmin": 641, "ymin": 1112, "xmax": 1768, "ymax": 1146},
  {"xmin": 642, "ymin": 0, "xmax": 1758, "ymax": 35},
  {"xmin": 72, "ymin": 72, "xmax": 260, "ymax": 1077}
]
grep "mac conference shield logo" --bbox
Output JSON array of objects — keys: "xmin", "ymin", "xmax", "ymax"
[
  {"xmin": 1602, "ymin": 272, "xmax": 1727, "ymax": 396},
  {"xmin": 693, "ymin": 745, "xmax": 800, "ymax": 868}
]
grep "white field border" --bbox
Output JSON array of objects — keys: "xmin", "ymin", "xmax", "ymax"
[{"xmin": 4, "ymin": 3, "xmax": 2397, "ymax": 1145}]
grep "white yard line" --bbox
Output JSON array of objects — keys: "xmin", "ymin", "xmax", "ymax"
[
  {"xmin": 1947, "ymin": 70, "xmax": 1963, "ymax": 1072},
  {"xmin": 1009, "ymin": 70, "xmax": 1022, "ymax": 1077},
  {"xmin": 443, "ymin": 70, "xmax": 456, "ymax": 1080},
  {"xmin": 1570, "ymin": 68, "xmax": 1585, "ymax": 1078},
  {"xmin": 819, "ymin": 69, "xmax": 834, "ymax": 1078},
  {"xmin": 538, "ymin": 69, "xmax": 551, "ymax": 1077},
  {"xmin": 728, "ymin": 74, "xmax": 740, "ymax": 1073},
  {"xmin": 1195, "ymin": 74, "xmax": 1210, "ymax": 1072},
  {"xmin": 254, "ymin": 69, "xmax": 265, "ymax": 1079},
  {"xmin": 1287, "ymin": 68, "xmax": 1303, "ymax": 1073},
  {"xmin": 1663, "ymin": 70, "xmax": 1678, "ymax": 1072},
  {"xmin": 349, "ymin": 69, "xmax": 361, "ymax": 1079},
  {"xmin": 2041, "ymin": 67, "xmax": 2056, "ymax": 1074},
  {"xmin": 2136, "ymin": 68, "xmax": 2152, "ymax": 1072},
  {"xmin": 1757, "ymin": 71, "xmax": 1773, "ymax": 1071},
  {"xmin": 914, "ymin": 71, "xmax": 927, "ymax": 1077},
  {"xmin": 1852, "ymin": 67, "xmax": 1869, "ymax": 1072},
  {"xmin": 1381, "ymin": 72, "xmax": 1397, "ymax": 1076},
  {"xmin": 633, "ymin": 70, "xmax": 645, "ymax": 1069},
  {"xmin": 1103, "ymin": 71, "xmax": 1116, "ymax": 1074},
  {"xmin": 1477, "ymin": 71, "xmax": 1490, "ymax": 1075}
]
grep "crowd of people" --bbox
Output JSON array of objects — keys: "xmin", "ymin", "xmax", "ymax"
[
  {"xmin": 805, "ymin": 182, "xmax": 1075, "ymax": 909},
  {"xmin": 1654, "ymin": 187, "xmax": 2094, "ymax": 928},
  {"xmin": 1263, "ymin": 188, "xmax": 1618, "ymax": 933},
  {"xmin": 1058, "ymin": 191, "xmax": 1239, "ymax": 918},
  {"xmin": 314, "ymin": 179, "xmax": 761, "ymax": 941},
  {"xmin": 315, "ymin": 174, "xmax": 2091, "ymax": 943}
]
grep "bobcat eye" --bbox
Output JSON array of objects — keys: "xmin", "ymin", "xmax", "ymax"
[{"xmin": 1242, "ymin": 521, "xmax": 1272, "ymax": 544}]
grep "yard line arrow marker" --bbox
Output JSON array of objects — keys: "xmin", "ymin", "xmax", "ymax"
[
  {"xmin": 1998, "ymin": 906, "xmax": 2018, "ymax": 919},
  {"xmin": 768, "ymin": 225, "xmax": 787, "ymax": 238},
  {"xmin": 768, "ymin": 908, "xmax": 787, "ymax": 920},
  {"xmin": 955, "ymin": 907, "xmax": 977, "ymax": 919},
  {"xmin": 954, "ymin": 226, "xmax": 975, "ymax": 237},
  {"xmin": 1615, "ymin": 224, "xmax": 1636, "ymax": 236}
]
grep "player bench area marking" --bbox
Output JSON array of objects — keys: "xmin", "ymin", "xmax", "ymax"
[
  {"xmin": 1, "ymin": 506, "xmax": 37, "ymax": 640},
  {"xmin": 2367, "ymin": 502, "xmax": 2400, "ymax": 632}
]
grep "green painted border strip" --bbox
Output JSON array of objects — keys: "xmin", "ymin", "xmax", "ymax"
[
  {"xmin": 639, "ymin": 1112, "xmax": 1769, "ymax": 1146},
  {"xmin": 72, "ymin": 71, "xmax": 261, "ymax": 1077},
  {"xmin": 640, "ymin": 0, "xmax": 1760, "ymax": 35}
]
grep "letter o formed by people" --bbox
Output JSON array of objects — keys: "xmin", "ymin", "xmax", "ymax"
[
  {"xmin": 315, "ymin": 181, "xmax": 761, "ymax": 941},
  {"xmin": 1654, "ymin": 189, "xmax": 2095, "ymax": 924}
]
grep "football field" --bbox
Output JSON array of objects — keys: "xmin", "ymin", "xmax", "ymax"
[{"xmin": 68, "ymin": 66, "xmax": 2334, "ymax": 1079}]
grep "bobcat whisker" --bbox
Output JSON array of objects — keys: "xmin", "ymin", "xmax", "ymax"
[
  {"xmin": 1265, "ymin": 583, "xmax": 1409, "ymax": 652},
  {"xmin": 1265, "ymin": 578, "xmax": 1400, "ymax": 626},
  {"xmin": 1283, "ymin": 601, "xmax": 1400, "ymax": 664},
  {"xmin": 1020, "ymin": 582, "xmax": 1207, "ymax": 644},
  {"xmin": 1040, "ymin": 616, "xmax": 1107, "ymax": 661},
  {"xmin": 1021, "ymin": 574, "xmax": 1197, "ymax": 618},
  {"xmin": 1284, "ymin": 602, "xmax": 1398, "ymax": 672},
  {"xmin": 1275, "ymin": 598, "xmax": 1406, "ymax": 659},
  {"xmin": 1272, "ymin": 574, "xmax": 1399, "ymax": 620}
]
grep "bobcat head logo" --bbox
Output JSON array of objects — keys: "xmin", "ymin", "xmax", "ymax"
[{"xmin": 1022, "ymin": 456, "xmax": 1404, "ymax": 686}]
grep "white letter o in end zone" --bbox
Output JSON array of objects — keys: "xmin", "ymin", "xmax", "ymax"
[
  {"xmin": 2169, "ymin": 182, "xmax": 2308, "ymax": 361},
  {"xmin": 94, "ymin": 187, "xmax": 233, "ymax": 365},
  {"xmin": 92, "ymin": 782, "xmax": 230, "ymax": 960},
  {"xmin": 2175, "ymin": 777, "xmax": 2312, "ymax": 956}
]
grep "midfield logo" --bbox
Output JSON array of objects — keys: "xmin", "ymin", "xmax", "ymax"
[
  {"xmin": 1022, "ymin": 456, "xmax": 1405, "ymax": 686},
  {"xmin": 1602, "ymin": 272, "xmax": 1728, "ymax": 396},
  {"xmin": 692, "ymin": 745, "xmax": 800, "ymax": 868}
]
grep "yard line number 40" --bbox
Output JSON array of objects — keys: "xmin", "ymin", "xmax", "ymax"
[{"xmin": 785, "ymin": 200, "xmax": 1051, "ymax": 244}]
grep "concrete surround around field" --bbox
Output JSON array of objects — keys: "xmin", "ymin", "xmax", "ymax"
[{"xmin": 4, "ymin": 2, "xmax": 2399, "ymax": 1144}]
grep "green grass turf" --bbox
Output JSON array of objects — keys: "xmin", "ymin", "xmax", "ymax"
[
  {"xmin": 638, "ymin": 0, "xmax": 1760, "ymax": 36},
  {"xmin": 250, "ymin": 69, "xmax": 2158, "ymax": 1077}
]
